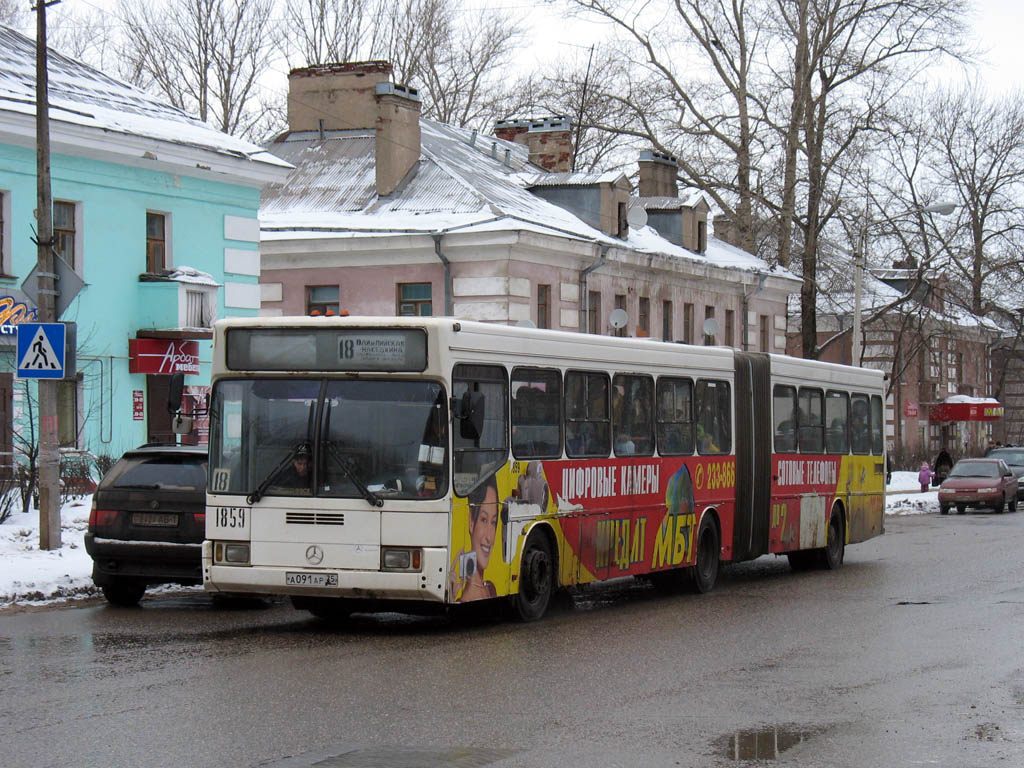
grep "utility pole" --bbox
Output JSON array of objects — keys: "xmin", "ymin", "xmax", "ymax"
[{"xmin": 34, "ymin": 0, "xmax": 62, "ymax": 549}]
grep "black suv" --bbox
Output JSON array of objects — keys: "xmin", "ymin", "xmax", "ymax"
[
  {"xmin": 985, "ymin": 446, "xmax": 1024, "ymax": 501},
  {"xmin": 85, "ymin": 445, "xmax": 207, "ymax": 606}
]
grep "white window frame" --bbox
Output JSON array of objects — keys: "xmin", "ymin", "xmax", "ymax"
[
  {"xmin": 179, "ymin": 284, "xmax": 217, "ymax": 329},
  {"xmin": 146, "ymin": 210, "xmax": 173, "ymax": 273}
]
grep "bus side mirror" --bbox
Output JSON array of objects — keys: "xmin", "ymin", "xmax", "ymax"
[
  {"xmin": 168, "ymin": 373, "xmax": 184, "ymax": 414},
  {"xmin": 454, "ymin": 390, "xmax": 485, "ymax": 441}
]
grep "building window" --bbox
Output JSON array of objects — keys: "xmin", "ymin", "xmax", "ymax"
[
  {"xmin": 0, "ymin": 190, "xmax": 10, "ymax": 276},
  {"xmin": 398, "ymin": 283, "xmax": 431, "ymax": 316},
  {"xmin": 617, "ymin": 202, "xmax": 628, "ymax": 238},
  {"xmin": 146, "ymin": 212, "xmax": 167, "ymax": 273},
  {"xmin": 614, "ymin": 294, "xmax": 627, "ymax": 337},
  {"xmin": 662, "ymin": 300, "xmax": 673, "ymax": 342},
  {"xmin": 185, "ymin": 290, "xmax": 206, "ymax": 327},
  {"xmin": 683, "ymin": 302, "xmax": 694, "ymax": 344},
  {"xmin": 638, "ymin": 297, "xmax": 650, "ymax": 337},
  {"xmin": 697, "ymin": 220, "xmax": 707, "ymax": 253},
  {"xmin": 307, "ymin": 285, "xmax": 340, "ymax": 316},
  {"xmin": 725, "ymin": 309, "xmax": 735, "ymax": 348},
  {"xmin": 53, "ymin": 200, "xmax": 78, "ymax": 271},
  {"xmin": 588, "ymin": 290, "xmax": 600, "ymax": 334},
  {"xmin": 759, "ymin": 314, "xmax": 770, "ymax": 352},
  {"xmin": 537, "ymin": 284, "xmax": 550, "ymax": 329},
  {"xmin": 703, "ymin": 305, "xmax": 715, "ymax": 345}
]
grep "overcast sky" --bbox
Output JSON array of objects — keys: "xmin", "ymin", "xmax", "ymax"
[{"xmin": 60, "ymin": 0, "xmax": 1024, "ymax": 97}]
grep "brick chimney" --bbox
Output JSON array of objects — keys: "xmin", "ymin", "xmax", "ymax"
[
  {"xmin": 637, "ymin": 150, "xmax": 678, "ymax": 197},
  {"xmin": 494, "ymin": 116, "xmax": 572, "ymax": 172},
  {"xmin": 286, "ymin": 61, "xmax": 421, "ymax": 197}
]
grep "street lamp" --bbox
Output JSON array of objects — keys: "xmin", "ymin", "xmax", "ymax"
[{"xmin": 851, "ymin": 201, "xmax": 957, "ymax": 366}]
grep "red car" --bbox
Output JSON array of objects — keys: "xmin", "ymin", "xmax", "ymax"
[{"xmin": 938, "ymin": 458, "xmax": 1019, "ymax": 515}]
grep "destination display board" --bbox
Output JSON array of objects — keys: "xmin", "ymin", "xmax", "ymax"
[{"xmin": 226, "ymin": 327, "xmax": 427, "ymax": 372}]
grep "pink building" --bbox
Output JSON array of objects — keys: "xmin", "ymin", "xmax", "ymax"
[{"xmin": 258, "ymin": 62, "xmax": 799, "ymax": 348}]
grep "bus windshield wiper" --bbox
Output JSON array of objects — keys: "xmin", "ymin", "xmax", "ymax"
[
  {"xmin": 325, "ymin": 442, "xmax": 383, "ymax": 508},
  {"xmin": 247, "ymin": 444, "xmax": 304, "ymax": 505}
]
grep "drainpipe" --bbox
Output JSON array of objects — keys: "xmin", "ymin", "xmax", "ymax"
[
  {"xmin": 741, "ymin": 271, "xmax": 766, "ymax": 351},
  {"xmin": 580, "ymin": 244, "xmax": 609, "ymax": 334},
  {"xmin": 432, "ymin": 232, "xmax": 452, "ymax": 316}
]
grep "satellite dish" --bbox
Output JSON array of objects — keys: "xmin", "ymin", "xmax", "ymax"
[
  {"xmin": 609, "ymin": 308, "xmax": 628, "ymax": 329},
  {"xmin": 626, "ymin": 207, "xmax": 648, "ymax": 229},
  {"xmin": 517, "ymin": 319, "xmax": 536, "ymax": 328},
  {"xmin": 702, "ymin": 318, "xmax": 719, "ymax": 338}
]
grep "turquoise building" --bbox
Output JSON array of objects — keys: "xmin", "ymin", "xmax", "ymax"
[{"xmin": 0, "ymin": 26, "xmax": 290, "ymax": 469}]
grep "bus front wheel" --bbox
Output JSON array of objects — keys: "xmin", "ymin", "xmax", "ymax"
[
  {"xmin": 689, "ymin": 517, "xmax": 720, "ymax": 594},
  {"xmin": 511, "ymin": 532, "xmax": 554, "ymax": 622}
]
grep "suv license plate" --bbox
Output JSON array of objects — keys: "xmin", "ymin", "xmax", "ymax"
[
  {"xmin": 132, "ymin": 512, "xmax": 178, "ymax": 527},
  {"xmin": 286, "ymin": 572, "xmax": 338, "ymax": 587}
]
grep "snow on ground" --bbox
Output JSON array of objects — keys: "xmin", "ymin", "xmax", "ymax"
[{"xmin": 0, "ymin": 471, "xmax": 941, "ymax": 610}]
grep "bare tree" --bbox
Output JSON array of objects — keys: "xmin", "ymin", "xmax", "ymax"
[
  {"xmin": 116, "ymin": 0, "xmax": 278, "ymax": 140},
  {"xmin": 281, "ymin": 0, "xmax": 385, "ymax": 66},
  {"xmin": 46, "ymin": 5, "xmax": 119, "ymax": 72},
  {"xmin": 927, "ymin": 88, "xmax": 1024, "ymax": 315},
  {"xmin": 0, "ymin": 0, "xmax": 27, "ymax": 29},
  {"xmin": 564, "ymin": 0, "xmax": 969, "ymax": 359}
]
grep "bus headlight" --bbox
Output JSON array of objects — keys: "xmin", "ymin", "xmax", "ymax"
[
  {"xmin": 214, "ymin": 542, "xmax": 250, "ymax": 565},
  {"xmin": 382, "ymin": 548, "xmax": 421, "ymax": 571}
]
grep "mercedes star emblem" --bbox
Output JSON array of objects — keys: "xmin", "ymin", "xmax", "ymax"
[{"xmin": 305, "ymin": 545, "xmax": 324, "ymax": 565}]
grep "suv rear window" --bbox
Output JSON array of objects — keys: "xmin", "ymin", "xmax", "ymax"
[{"xmin": 102, "ymin": 455, "xmax": 207, "ymax": 491}]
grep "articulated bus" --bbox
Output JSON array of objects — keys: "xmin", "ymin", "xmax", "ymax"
[{"xmin": 203, "ymin": 316, "xmax": 885, "ymax": 621}]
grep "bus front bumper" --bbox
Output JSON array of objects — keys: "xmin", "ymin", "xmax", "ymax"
[{"xmin": 202, "ymin": 542, "xmax": 448, "ymax": 603}]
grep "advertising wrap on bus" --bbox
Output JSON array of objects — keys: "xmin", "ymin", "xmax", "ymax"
[{"xmin": 449, "ymin": 451, "xmax": 883, "ymax": 604}]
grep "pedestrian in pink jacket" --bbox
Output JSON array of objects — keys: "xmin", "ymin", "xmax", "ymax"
[{"xmin": 918, "ymin": 462, "xmax": 933, "ymax": 493}]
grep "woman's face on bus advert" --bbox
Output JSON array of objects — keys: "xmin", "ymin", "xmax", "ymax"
[{"xmin": 469, "ymin": 484, "xmax": 499, "ymax": 571}]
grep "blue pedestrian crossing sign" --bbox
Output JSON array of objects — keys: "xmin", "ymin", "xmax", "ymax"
[{"xmin": 17, "ymin": 323, "xmax": 66, "ymax": 379}]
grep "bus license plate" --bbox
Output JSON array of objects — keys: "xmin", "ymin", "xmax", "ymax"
[{"xmin": 286, "ymin": 572, "xmax": 338, "ymax": 587}]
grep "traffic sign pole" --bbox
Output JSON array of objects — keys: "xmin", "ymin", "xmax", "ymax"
[{"xmin": 34, "ymin": 1, "xmax": 61, "ymax": 551}]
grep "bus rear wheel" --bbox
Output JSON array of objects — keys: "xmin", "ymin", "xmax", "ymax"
[
  {"xmin": 689, "ymin": 517, "xmax": 720, "ymax": 594},
  {"xmin": 511, "ymin": 532, "xmax": 554, "ymax": 622},
  {"xmin": 820, "ymin": 510, "xmax": 844, "ymax": 570}
]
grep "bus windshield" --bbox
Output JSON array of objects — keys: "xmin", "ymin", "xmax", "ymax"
[{"xmin": 208, "ymin": 378, "xmax": 448, "ymax": 500}]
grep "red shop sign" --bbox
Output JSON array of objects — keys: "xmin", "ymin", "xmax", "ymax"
[{"xmin": 129, "ymin": 338, "xmax": 200, "ymax": 375}]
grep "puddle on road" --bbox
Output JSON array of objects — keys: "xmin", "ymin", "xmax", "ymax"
[
  {"xmin": 310, "ymin": 747, "xmax": 519, "ymax": 767},
  {"xmin": 714, "ymin": 724, "xmax": 830, "ymax": 761}
]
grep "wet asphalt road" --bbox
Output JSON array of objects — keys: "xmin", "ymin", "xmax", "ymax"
[{"xmin": 2, "ymin": 511, "xmax": 1024, "ymax": 768}]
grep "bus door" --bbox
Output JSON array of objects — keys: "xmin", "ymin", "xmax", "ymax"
[{"xmin": 733, "ymin": 352, "xmax": 772, "ymax": 561}]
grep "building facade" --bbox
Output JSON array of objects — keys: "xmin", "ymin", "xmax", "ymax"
[
  {"xmin": 0, "ymin": 26, "xmax": 289, "ymax": 469},
  {"xmin": 258, "ymin": 63, "xmax": 799, "ymax": 352},
  {"xmin": 788, "ymin": 266, "xmax": 1002, "ymax": 462}
]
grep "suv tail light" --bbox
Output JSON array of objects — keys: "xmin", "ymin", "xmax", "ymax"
[
  {"xmin": 194, "ymin": 512, "xmax": 206, "ymax": 525},
  {"xmin": 88, "ymin": 506, "xmax": 119, "ymax": 528}
]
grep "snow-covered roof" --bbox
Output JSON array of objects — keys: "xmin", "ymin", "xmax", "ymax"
[
  {"xmin": 261, "ymin": 118, "xmax": 795, "ymax": 281},
  {"xmin": 0, "ymin": 25, "xmax": 290, "ymax": 179},
  {"xmin": 524, "ymin": 170, "xmax": 628, "ymax": 188}
]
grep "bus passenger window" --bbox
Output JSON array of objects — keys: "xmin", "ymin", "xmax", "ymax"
[
  {"xmin": 850, "ymin": 393, "xmax": 870, "ymax": 454},
  {"xmin": 656, "ymin": 377, "xmax": 694, "ymax": 455},
  {"xmin": 613, "ymin": 374, "xmax": 654, "ymax": 456},
  {"xmin": 773, "ymin": 384, "xmax": 797, "ymax": 453},
  {"xmin": 870, "ymin": 395, "xmax": 884, "ymax": 455},
  {"xmin": 825, "ymin": 390, "xmax": 849, "ymax": 454},
  {"xmin": 511, "ymin": 367, "xmax": 561, "ymax": 459},
  {"xmin": 452, "ymin": 364, "xmax": 509, "ymax": 496},
  {"xmin": 798, "ymin": 388, "xmax": 824, "ymax": 453},
  {"xmin": 696, "ymin": 379, "xmax": 731, "ymax": 455},
  {"xmin": 565, "ymin": 371, "xmax": 610, "ymax": 458}
]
